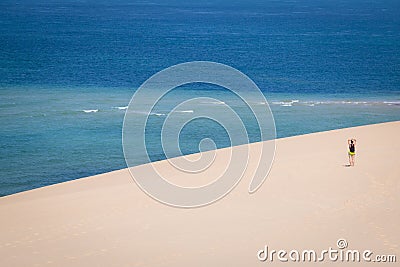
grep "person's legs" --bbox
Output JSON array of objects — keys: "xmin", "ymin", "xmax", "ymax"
[
  {"xmin": 349, "ymin": 155, "xmax": 355, "ymax": 166},
  {"xmin": 352, "ymin": 155, "xmax": 355, "ymax": 166},
  {"xmin": 348, "ymin": 154, "xmax": 352, "ymax": 166}
]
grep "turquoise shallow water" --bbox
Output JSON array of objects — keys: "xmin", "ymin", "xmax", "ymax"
[
  {"xmin": 0, "ymin": 85, "xmax": 399, "ymax": 196},
  {"xmin": 0, "ymin": 0, "xmax": 400, "ymax": 196}
]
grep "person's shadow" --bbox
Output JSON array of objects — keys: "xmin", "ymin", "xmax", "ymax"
[{"xmin": 343, "ymin": 164, "xmax": 352, "ymax": 167}]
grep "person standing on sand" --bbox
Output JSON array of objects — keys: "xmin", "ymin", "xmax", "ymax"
[{"xmin": 348, "ymin": 138, "xmax": 356, "ymax": 166}]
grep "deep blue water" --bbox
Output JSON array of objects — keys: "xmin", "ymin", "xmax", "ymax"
[{"xmin": 0, "ymin": 0, "xmax": 399, "ymax": 196}]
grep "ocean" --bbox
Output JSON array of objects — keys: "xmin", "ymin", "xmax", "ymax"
[{"xmin": 0, "ymin": 0, "xmax": 399, "ymax": 196}]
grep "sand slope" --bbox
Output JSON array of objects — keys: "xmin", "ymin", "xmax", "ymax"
[{"xmin": 1, "ymin": 121, "xmax": 399, "ymax": 266}]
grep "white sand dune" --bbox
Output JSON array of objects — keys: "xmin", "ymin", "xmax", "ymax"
[{"xmin": 0, "ymin": 121, "xmax": 399, "ymax": 266}]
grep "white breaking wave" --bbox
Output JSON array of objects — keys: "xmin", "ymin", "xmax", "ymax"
[
  {"xmin": 175, "ymin": 110, "xmax": 194, "ymax": 113},
  {"xmin": 115, "ymin": 106, "xmax": 128, "ymax": 110},
  {"xmin": 272, "ymin": 100, "xmax": 299, "ymax": 107},
  {"xmin": 127, "ymin": 109, "xmax": 195, "ymax": 116},
  {"xmin": 128, "ymin": 110, "xmax": 167, "ymax": 116},
  {"xmin": 83, "ymin": 109, "xmax": 98, "ymax": 113},
  {"xmin": 152, "ymin": 113, "xmax": 166, "ymax": 116},
  {"xmin": 201, "ymin": 100, "xmax": 226, "ymax": 105},
  {"xmin": 270, "ymin": 99, "xmax": 400, "ymax": 107},
  {"xmin": 384, "ymin": 101, "xmax": 400, "ymax": 105}
]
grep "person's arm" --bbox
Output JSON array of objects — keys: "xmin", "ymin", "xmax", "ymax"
[
  {"xmin": 348, "ymin": 139, "xmax": 351, "ymax": 145},
  {"xmin": 353, "ymin": 139, "xmax": 356, "ymax": 145}
]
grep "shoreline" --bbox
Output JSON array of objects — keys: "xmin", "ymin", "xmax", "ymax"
[{"xmin": 1, "ymin": 120, "xmax": 399, "ymax": 199}]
